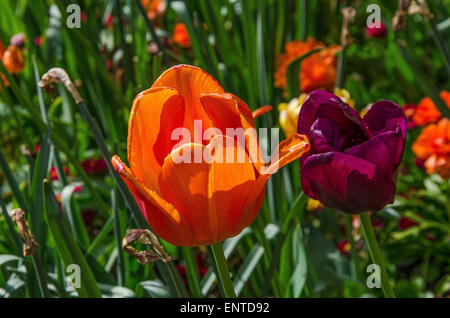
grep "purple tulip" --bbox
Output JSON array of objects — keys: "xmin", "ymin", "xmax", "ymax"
[{"xmin": 298, "ymin": 90, "xmax": 406, "ymax": 214}]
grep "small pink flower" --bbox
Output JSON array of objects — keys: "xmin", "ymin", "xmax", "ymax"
[
  {"xmin": 34, "ymin": 36, "xmax": 43, "ymax": 47},
  {"xmin": 81, "ymin": 12, "xmax": 87, "ymax": 22},
  {"xmin": 366, "ymin": 22, "xmax": 387, "ymax": 38}
]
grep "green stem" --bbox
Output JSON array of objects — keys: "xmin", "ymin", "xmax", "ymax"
[
  {"xmin": 336, "ymin": 48, "xmax": 346, "ymax": 88},
  {"xmin": 429, "ymin": 17, "xmax": 450, "ymax": 79},
  {"xmin": 181, "ymin": 247, "xmax": 202, "ymax": 298},
  {"xmin": 210, "ymin": 243, "xmax": 236, "ymax": 298},
  {"xmin": 359, "ymin": 212, "xmax": 396, "ymax": 298}
]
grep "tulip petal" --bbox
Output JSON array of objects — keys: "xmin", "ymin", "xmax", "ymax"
[
  {"xmin": 252, "ymin": 105, "xmax": 273, "ymax": 119},
  {"xmin": 158, "ymin": 135, "xmax": 256, "ymax": 245},
  {"xmin": 128, "ymin": 87, "xmax": 185, "ymax": 192},
  {"xmin": 201, "ymin": 93, "xmax": 265, "ymax": 174},
  {"xmin": 235, "ymin": 134, "xmax": 310, "ymax": 232},
  {"xmin": 346, "ymin": 126, "xmax": 405, "ymax": 175},
  {"xmin": 309, "ymin": 117, "xmax": 347, "ymax": 153},
  {"xmin": 363, "ymin": 100, "xmax": 406, "ymax": 139},
  {"xmin": 300, "ymin": 152, "xmax": 396, "ymax": 213},
  {"xmin": 298, "ymin": 90, "xmax": 368, "ymax": 149},
  {"xmin": 152, "ymin": 64, "xmax": 225, "ymax": 135},
  {"xmin": 111, "ymin": 155, "xmax": 197, "ymax": 246}
]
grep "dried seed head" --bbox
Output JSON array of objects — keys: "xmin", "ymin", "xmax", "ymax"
[
  {"xmin": 340, "ymin": 7, "xmax": 356, "ymax": 49},
  {"xmin": 122, "ymin": 229, "xmax": 172, "ymax": 265},
  {"xmin": 11, "ymin": 209, "xmax": 39, "ymax": 257},
  {"xmin": 39, "ymin": 67, "xmax": 83, "ymax": 103}
]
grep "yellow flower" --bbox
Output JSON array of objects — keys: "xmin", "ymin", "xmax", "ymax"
[
  {"xmin": 306, "ymin": 198, "xmax": 323, "ymax": 211},
  {"xmin": 333, "ymin": 88, "xmax": 355, "ymax": 109},
  {"xmin": 278, "ymin": 93, "xmax": 308, "ymax": 136}
]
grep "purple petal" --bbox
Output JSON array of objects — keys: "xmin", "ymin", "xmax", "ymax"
[
  {"xmin": 345, "ymin": 126, "xmax": 405, "ymax": 175},
  {"xmin": 300, "ymin": 152, "xmax": 396, "ymax": 213},
  {"xmin": 298, "ymin": 90, "xmax": 369, "ymax": 149},
  {"xmin": 363, "ymin": 100, "xmax": 406, "ymax": 139},
  {"xmin": 298, "ymin": 90, "xmax": 344, "ymax": 135},
  {"xmin": 309, "ymin": 118, "xmax": 346, "ymax": 153}
]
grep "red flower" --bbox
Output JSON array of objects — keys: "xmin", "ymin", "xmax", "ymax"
[
  {"xmin": 399, "ymin": 217, "xmax": 418, "ymax": 230},
  {"xmin": 81, "ymin": 158, "xmax": 108, "ymax": 174},
  {"xmin": 337, "ymin": 240, "xmax": 351, "ymax": 255}
]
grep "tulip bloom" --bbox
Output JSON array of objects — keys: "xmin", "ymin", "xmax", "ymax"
[
  {"xmin": 298, "ymin": 90, "xmax": 406, "ymax": 214},
  {"xmin": 279, "ymin": 89, "xmax": 355, "ymax": 137},
  {"xmin": 112, "ymin": 65, "xmax": 309, "ymax": 246}
]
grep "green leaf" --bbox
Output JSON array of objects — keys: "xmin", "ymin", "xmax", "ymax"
[
  {"xmin": 43, "ymin": 180, "xmax": 101, "ymax": 298},
  {"xmin": 288, "ymin": 226, "xmax": 307, "ymax": 297},
  {"xmin": 140, "ymin": 280, "xmax": 172, "ymax": 298},
  {"xmin": 200, "ymin": 228, "xmax": 252, "ymax": 296},
  {"xmin": 233, "ymin": 244, "xmax": 265, "ymax": 296},
  {"xmin": 61, "ymin": 184, "xmax": 90, "ymax": 249},
  {"xmin": 286, "ymin": 48, "xmax": 322, "ymax": 99}
]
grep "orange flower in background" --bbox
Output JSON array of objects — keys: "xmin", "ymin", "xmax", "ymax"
[
  {"xmin": 0, "ymin": 40, "xmax": 8, "ymax": 89},
  {"xmin": 112, "ymin": 65, "xmax": 310, "ymax": 246},
  {"xmin": 141, "ymin": 0, "xmax": 166, "ymax": 20},
  {"xmin": 412, "ymin": 91, "xmax": 450, "ymax": 126},
  {"xmin": 2, "ymin": 45, "xmax": 25, "ymax": 74},
  {"xmin": 274, "ymin": 38, "xmax": 340, "ymax": 94},
  {"xmin": 172, "ymin": 23, "xmax": 190, "ymax": 48},
  {"xmin": 412, "ymin": 118, "xmax": 450, "ymax": 179}
]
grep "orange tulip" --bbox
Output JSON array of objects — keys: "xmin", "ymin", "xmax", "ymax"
[
  {"xmin": 112, "ymin": 65, "xmax": 309, "ymax": 246},
  {"xmin": 2, "ymin": 45, "xmax": 25, "ymax": 74},
  {"xmin": 172, "ymin": 23, "xmax": 190, "ymax": 48}
]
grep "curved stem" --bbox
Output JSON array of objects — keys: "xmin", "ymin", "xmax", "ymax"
[
  {"xmin": 359, "ymin": 212, "xmax": 396, "ymax": 298},
  {"xmin": 210, "ymin": 243, "xmax": 237, "ymax": 298}
]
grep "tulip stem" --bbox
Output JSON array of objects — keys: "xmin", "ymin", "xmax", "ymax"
[
  {"xmin": 210, "ymin": 243, "xmax": 237, "ymax": 298},
  {"xmin": 359, "ymin": 212, "xmax": 396, "ymax": 298}
]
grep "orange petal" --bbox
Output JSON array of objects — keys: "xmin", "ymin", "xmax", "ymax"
[
  {"xmin": 127, "ymin": 87, "xmax": 184, "ymax": 192},
  {"xmin": 201, "ymin": 93, "xmax": 266, "ymax": 174},
  {"xmin": 152, "ymin": 65, "xmax": 225, "ymax": 135},
  {"xmin": 252, "ymin": 105, "xmax": 273, "ymax": 119},
  {"xmin": 234, "ymin": 134, "xmax": 310, "ymax": 232},
  {"xmin": 111, "ymin": 155, "xmax": 197, "ymax": 246},
  {"xmin": 158, "ymin": 135, "xmax": 256, "ymax": 245},
  {"xmin": 263, "ymin": 133, "xmax": 310, "ymax": 176}
]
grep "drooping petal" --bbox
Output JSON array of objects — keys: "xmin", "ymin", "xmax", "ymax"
[
  {"xmin": 111, "ymin": 155, "xmax": 197, "ymax": 246},
  {"xmin": 158, "ymin": 135, "xmax": 256, "ymax": 245},
  {"xmin": 300, "ymin": 152, "xmax": 396, "ymax": 213},
  {"xmin": 252, "ymin": 105, "xmax": 273, "ymax": 119},
  {"xmin": 363, "ymin": 100, "xmax": 406, "ymax": 139}
]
